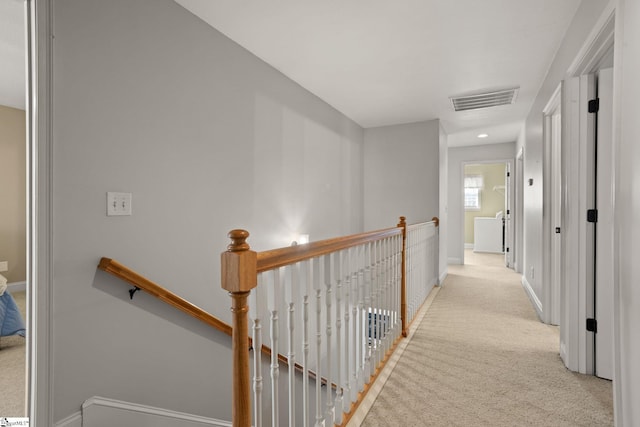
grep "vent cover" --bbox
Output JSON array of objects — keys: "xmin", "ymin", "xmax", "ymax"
[{"xmin": 450, "ymin": 87, "xmax": 519, "ymax": 112}]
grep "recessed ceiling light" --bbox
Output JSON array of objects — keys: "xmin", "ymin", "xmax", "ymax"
[{"xmin": 477, "ymin": 133, "xmax": 489, "ymax": 138}]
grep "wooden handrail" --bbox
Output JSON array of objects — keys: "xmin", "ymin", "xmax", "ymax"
[
  {"xmin": 98, "ymin": 257, "xmax": 232, "ymax": 336},
  {"xmin": 398, "ymin": 216, "xmax": 408, "ymax": 337},
  {"xmin": 257, "ymin": 226, "xmax": 401, "ymax": 272},
  {"xmin": 98, "ymin": 256, "xmax": 326, "ymax": 382},
  {"xmin": 406, "ymin": 217, "xmax": 439, "ymax": 231},
  {"xmin": 220, "ymin": 217, "xmax": 439, "ymax": 427}
]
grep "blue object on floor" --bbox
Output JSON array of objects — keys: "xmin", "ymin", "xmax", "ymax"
[{"xmin": 0, "ymin": 291, "xmax": 26, "ymax": 337}]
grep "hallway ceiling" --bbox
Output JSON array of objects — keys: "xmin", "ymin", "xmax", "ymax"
[
  {"xmin": 0, "ymin": 1, "xmax": 583, "ymax": 145},
  {"xmin": 175, "ymin": 0, "xmax": 582, "ymax": 146}
]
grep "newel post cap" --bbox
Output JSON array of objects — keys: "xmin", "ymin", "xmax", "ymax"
[{"xmin": 221, "ymin": 229, "xmax": 257, "ymax": 293}]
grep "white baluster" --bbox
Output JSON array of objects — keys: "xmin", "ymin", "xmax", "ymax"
[
  {"xmin": 372, "ymin": 239, "xmax": 381, "ymax": 371},
  {"xmin": 380, "ymin": 239, "xmax": 388, "ymax": 356},
  {"xmin": 369, "ymin": 240, "xmax": 377, "ymax": 371},
  {"xmin": 350, "ymin": 246, "xmax": 357, "ymax": 400},
  {"xmin": 250, "ymin": 275, "xmax": 266, "ymax": 427},
  {"xmin": 385, "ymin": 237, "xmax": 391, "ymax": 343},
  {"xmin": 342, "ymin": 249, "xmax": 351, "ymax": 413},
  {"xmin": 268, "ymin": 268, "xmax": 281, "ymax": 427},
  {"xmin": 323, "ymin": 254, "xmax": 335, "ymax": 425},
  {"xmin": 286, "ymin": 265, "xmax": 298, "ymax": 427},
  {"xmin": 356, "ymin": 244, "xmax": 366, "ymax": 393},
  {"xmin": 363, "ymin": 241, "xmax": 373, "ymax": 382},
  {"xmin": 313, "ymin": 259, "xmax": 323, "ymax": 427},
  {"xmin": 301, "ymin": 260, "xmax": 311, "ymax": 427},
  {"xmin": 395, "ymin": 236, "xmax": 402, "ymax": 335},
  {"xmin": 333, "ymin": 251, "xmax": 343, "ymax": 425}
]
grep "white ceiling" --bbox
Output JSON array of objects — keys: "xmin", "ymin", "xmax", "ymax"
[
  {"xmin": 1, "ymin": 1, "xmax": 583, "ymax": 145},
  {"xmin": 175, "ymin": 0, "xmax": 582, "ymax": 146},
  {"xmin": 0, "ymin": 0, "xmax": 26, "ymax": 110}
]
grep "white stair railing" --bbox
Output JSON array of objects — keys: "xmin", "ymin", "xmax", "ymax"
[
  {"xmin": 405, "ymin": 220, "xmax": 439, "ymax": 328},
  {"xmin": 221, "ymin": 217, "xmax": 439, "ymax": 427}
]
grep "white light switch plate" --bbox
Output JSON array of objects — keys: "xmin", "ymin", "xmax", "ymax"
[
  {"xmin": 107, "ymin": 192, "xmax": 132, "ymax": 216},
  {"xmin": 0, "ymin": 261, "xmax": 7, "ymax": 272}
]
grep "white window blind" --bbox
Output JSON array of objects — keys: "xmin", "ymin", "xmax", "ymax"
[{"xmin": 464, "ymin": 174, "xmax": 483, "ymax": 210}]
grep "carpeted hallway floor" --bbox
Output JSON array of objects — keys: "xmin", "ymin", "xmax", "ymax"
[
  {"xmin": 361, "ymin": 251, "xmax": 613, "ymax": 426},
  {"xmin": 0, "ymin": 290, "xmax": 27, "ymax": 417}
]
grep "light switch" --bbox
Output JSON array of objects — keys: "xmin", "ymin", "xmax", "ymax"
[
  {"xmin": 0, "ymin": 261, "xmax": 7, "ymax": 272},
  {"xmin": 107, "ymin": 192, "xmax": 132, "ymax": 216}
]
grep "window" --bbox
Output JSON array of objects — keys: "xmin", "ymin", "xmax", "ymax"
[{"xmin": 464, "ymin": 174, "xmax": 483, "ymax": 210}]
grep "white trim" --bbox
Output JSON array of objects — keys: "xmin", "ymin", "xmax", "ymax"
[
  {"xmin": 542, "ymin": 84, "xmax": 562, "ymax": 326},
  {"xmin": 464, "ymin": 243, "xmax": 474, "ymax": 249},
  {"xmin": 560, "ymin": 341, "xmax": 568, "ymax": 367},
  {"xmin": 438, "ymin": 270, "xmax": 448, "ymax": 286},
  {"xmin": 55, "ymin": 411, "xmax": 82, "ymax": 427},
  {"xmin": 543, "ymin": 83, "xmax": 562, "ymax": 115},
  {"xmin": 8, "ymin": 281, "xmax": 27, "ymax": 293},
  {"xmin": 566, "ymin": 0, "xmax": 616, "ymax": 77},
  {"xmin": 611, "ymin": 2, "xmax": 624, "ymax": 424},
  {"xmin": 461, "ymin": 158, "xmax": 515, "ymax": 268},
  {"xmin": 82, "ymin": 396, "xmax": 232, "ymax": 426},
  {"xmin": 27, "ymin": 0, "xmax": 54, "ymax": 425},
  {"xmin": 560, "ymin": 3, "xmax": 617, "ymax": 378},
  {"xmin": 521, "ymin": 275, "xmax": 543, "ymax": 321}
]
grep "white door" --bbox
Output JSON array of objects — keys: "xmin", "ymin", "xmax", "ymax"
[
  {"xmin": 594, "ymin": 67, "xmax": 614, "ymax": 380},
  {"xmin": 504, "ymin": 163, "xmax": 512, "ymax": 267},
  {"xmin": 550, "ymin": 111, "xmax": 562, "ymax": 326}
]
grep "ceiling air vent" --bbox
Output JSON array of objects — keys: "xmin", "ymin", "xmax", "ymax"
[{"xmin": 450, "ymin": 87, "xmax": 519, "ymax": 112}]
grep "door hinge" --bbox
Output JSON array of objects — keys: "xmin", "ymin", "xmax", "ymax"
[
  {"xmin": 586, "ymin": 318, "xmax": 598, "ymax": 333},
  {"xmin": 506, "ymin": 247, "xmax": 510, "ymax": 253},
  {"xmin": 587, "ymin": 209, "xmax": 598, "ymax": 223},
  {"xmin": 555, "ymin": 227, "xmax": 561, "ymax": 234},
  {"xmin": 588, "ymin": 98, "xmax": 600, "ymax": 113},
  {"xmin": 506, "ymin": 172, "xmax": 511, "ymax": 177},
  {"xmin": 506, "ymin": 209, "xmax": 510, "ymax": 215}
]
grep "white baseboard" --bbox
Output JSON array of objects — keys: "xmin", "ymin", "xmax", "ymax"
[
  {"xmin": 439, "ymin": 270, "xmax": 448, "ymax": 286},
  {"xmin": 55, "ymin": 411, "xmax": 82, "ymax": 427},
  {"xmin": 8, "ymin": 281, "xmax": 26, "ymax": 293},
  {"xmin": 464, "ymin": 243, "xmax": 474, "ymax": 249},
  {"xmin": 521, "ymin": 276, "xmax": 543, "ymax": 321},
  {"xmin": 448, "ymin": 257, "xmax": 462, "ymax": 265},
  {"xmin": 82, "ymin": 396, "xmax": 232, "ymax": 427}
]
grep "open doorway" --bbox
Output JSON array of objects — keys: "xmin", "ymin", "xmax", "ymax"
[
  {"xmin": 0, "ymin": 0, "xmax": 28, "ymax": 419},
  {"xmin": 463, "ymin": 161, "xmax": 513, "ymax": 267}
]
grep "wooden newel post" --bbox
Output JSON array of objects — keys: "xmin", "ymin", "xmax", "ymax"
[
  {"xmin": 221, "ymin": 229, "xmax": 257, "ymax": 427},
  {"xmin": 398, "ymin": 216, "xmax": 408, "ymax": 337}
]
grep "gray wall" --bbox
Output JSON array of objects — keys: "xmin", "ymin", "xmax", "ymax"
[
  {"xmin": 447, "ymin": 143, "xmax": 516, "ymax": 264},
  {"xmin": 518, "ymin": 0, "xmax": 608, "ymax": 310},
  {"xmin": 51, "ymin": 0, "xmax": 363, "ymax": 421},
  {"xmin": 0, "ymin": 105, "xmax": 26, "ymax": 283},
  {"xmin": 438, "ymin": 124, "xmax": 448, "ymax": 282},
  {"xmin": 363, "ymin": 120, "xmax": 440, "ymax": 231}
]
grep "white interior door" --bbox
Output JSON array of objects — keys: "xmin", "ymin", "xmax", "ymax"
[
  {"xmin": 504, "ymin": 163, "xmax": 512, "ymax": 267},
  {"xmin": 551, "ymin": 112, "xmax": 562, "ymax": 326},
  {"xmin": 595, "ymin": 67, "xmax": 614, "ymax": 380}
]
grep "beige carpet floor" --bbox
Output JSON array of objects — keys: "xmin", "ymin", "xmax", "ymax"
[
  {"xmin": 361, "ymin": 251, "xmax": 613, "ymax": 426},
  {"xmin": 0, "ymin": 290, "xmax": 27, "ymax": 417}
]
